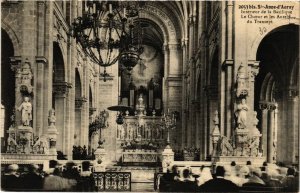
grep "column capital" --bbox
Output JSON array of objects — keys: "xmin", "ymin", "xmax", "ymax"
[
  {"xmin": 259, "ymin": 101, "xmax": 277, "ymax": 111},
  {"xmin": 35, "ymin": 56, "xmax": 48, "ymax": 64},
  {"xmin": 168, "ymin": 43, "xmax": 181, "ymax": 51},
  {"xmin": 247, "ymin": 60, "xmax": 260, "ymax": 81},
  {"xmin": 222, "ymin": 59, "xmax": 234, "ymax": 69},
  {"xmin": 75, "ymin": 97, "xmax": 87, "ymax": 109},
  {"xmin": 89, "ymin": 107, "xmax": 97, "ymax": 116},
  {"xmin": 188, "ymin": 16, "xmax": 195, "ymax": 25},
  {"xmin": 10, "ymin": 56, "xmax": 22, "ymax": 72},
  {"xmin": 53, "ymin": 81, "xmax": 72, "ymax": 97},
  {"xmin": 162, "ymin": 44, "xmax": 169, "ymax": 52},
  {"xmin": 287, "ymin": 86, "xmax": 299, "ymax": 99}
]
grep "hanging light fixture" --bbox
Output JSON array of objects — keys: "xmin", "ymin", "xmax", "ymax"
[{"xmin": 72, "ymin": 1, "xmax": 144, "ymax": 78}]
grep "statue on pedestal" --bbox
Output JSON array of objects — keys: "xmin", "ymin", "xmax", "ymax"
[
  {"xmin": 48, "ymin": 109, "xmax": 56, "ymax": 127},
  {"xmin": 17, "ymin": 96, "xmax": 32, "ymax": 126},
  {"xmin": 235, "ymin": 99, "xmax": 249, "ymax": 129}
]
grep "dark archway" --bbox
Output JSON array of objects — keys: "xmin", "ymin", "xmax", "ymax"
[
  {"xmin": 207, "ymin": 48, "xmax": 219, "ymax": 153},
  {"xmin": 52, "ymin": 42, "xmax": 65, "ymax": 109},
  {"xmin": 74, "ymin": 69, "xmax": 82, "ymax": 146},
  {"xmin": 255, "ymin": 24, "xmax": 299, "ymax": 164},
  {"xmin": 52, "ymin": 42, "xmax": 66, "ymax": 153},
  {"xmin": 75, "ymin": 69, "xmax": 82, "ymax": 98},
  {"xmin": 1, "ymin": 28, "xmax": 15, "ymax": 151}
]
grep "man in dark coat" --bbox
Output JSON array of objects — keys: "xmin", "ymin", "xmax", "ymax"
[
  {"xmin": 198, "ymin": 166, "xmax": 239, "ymax": 192},
  {"xmin": 21, "ymin": 164, "xmax": 43, "ymax": 191},
  {"xmin": 1, "ymin": 164, "xmax": 20, "ymax": 191}
]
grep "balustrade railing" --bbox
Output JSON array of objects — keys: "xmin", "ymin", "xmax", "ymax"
[{"xmin": 93, "ymin": 172, "xmax": 131, "ymax": 191}]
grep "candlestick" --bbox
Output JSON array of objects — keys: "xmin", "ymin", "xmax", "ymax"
[
  {"xmin": 109, "ymin": 4, "xmax": 112, "ymax": 14},
  {"xmin": 93, "ymin": 3, "xmax": 96, "ymax": 13},
  {"xmin": 123, "ymin": 7, "xmax": 126, "ymax": 18}
]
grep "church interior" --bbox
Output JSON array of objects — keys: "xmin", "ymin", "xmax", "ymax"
[{"xmin": 1, "ymin": 1, "xmax": 299, "ymax": 192}]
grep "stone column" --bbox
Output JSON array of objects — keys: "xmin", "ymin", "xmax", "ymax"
[
  {"xmin": 168, "ymin": 44, "xmax": 182, "ymax": 76},
  {"xmin": 53, "ymin": 82, "xmax": 71, "ymax": 154},
  {"xmin": 181, "ymin": 40, "xmax": 188, "ymax": 148},
  {"xmin": 163, "ymin": 44, "xmax": 169, "ymax": 112},
  {"xmin": 267, "ymin": 103, "xmax": 276, "ymax": 163},
  {"xmin": 188, "ymin": 16, "xmax": 194, "ymax": 58},
  {"xmin": 286, "ymin": 89, "xmax": 298, "ymax": 163},
  {"xmin": 194, "ymin": 100, "xmax": 200, "ymax": 148},
  {"xmin": 165, "ymin": 43, "xmax": 182, "ymax": 148},
  {"xmin": 10, "ymin": 56, "xmax": 22, "ymax": 124},
  {"xmin": 259, "ymin": 102, "xmax": 268, "ymax": 157},
  {"xmin": 35, "ymin": 57, "xmax": 47, "ymax": 137},
  {"xmin": 74, "ymin": 97, "xmax": 87, "ymax": 146},
  {"xmin": 161, "ymin": 147, "xmax": 174, "ymax": 173},
  {"xmin": 222, "ymin": 60, "xmax": 234, "ymax": 138}
]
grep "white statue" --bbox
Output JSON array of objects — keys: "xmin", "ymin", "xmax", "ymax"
[
  {"xmin": 48, "ymin": 109, "xmax": 56, "ymax": 127},
  {"xmin": 17, "ymin": 96, "xmax": 32, "ymax": 126},
  {"xmin": 235, "ymin": 98, "xmax": 248, "ymax": 129}
]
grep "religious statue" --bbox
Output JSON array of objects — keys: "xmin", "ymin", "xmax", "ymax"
[
  {"xmin": 17, "ymin": 96, "xmax": 32, "ymax": 126},
  {"xmin": 249, "ymin": 136, "xmax": 260, "ymax": 157},
  {"xmin": 249, "ymin": 111, "xmax": 262, "ymax": 138},
  {"xmin": 48, "ymin": 109, "xmax": 56, "ymax": 127},
  {"xmin": 217, "ymin": 136, "xmax": 234, "ymax": 156},
  {"xmin": 235, "ymin": 98, "xmax": 249, "ymax": 129}
]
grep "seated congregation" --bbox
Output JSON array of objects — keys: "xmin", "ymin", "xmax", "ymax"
[
  {"xmin": 1, "ymin": 160, "xmax": 95, "ymax": 192},
  {"xmin": 1, "ymin": 160, "xmax": 299, "ymax": 192},
  {"xmin": 159, "ymin": 161, "xmax": 299, "ymax": 192}
]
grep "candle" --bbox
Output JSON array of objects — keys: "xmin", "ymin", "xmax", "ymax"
[
  {"xmin": 93, "ymin": 3, "xmax": 96, "ymax": 13},
  {"xmin": 123, "ymin": 7, "xmax": 126, "ymax": 18},
  {"xmin": 109, "ymin": 4, "xmax": 112, "ymax": 14}
]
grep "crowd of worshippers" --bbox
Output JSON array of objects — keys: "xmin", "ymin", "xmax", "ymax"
[
  {"xmin": 159, "ymin": 161, "xmax": 299, "ymax": 192},
  {"xmin": 1, "ymin": 160, "xmax": 95, "ymax": 191}
]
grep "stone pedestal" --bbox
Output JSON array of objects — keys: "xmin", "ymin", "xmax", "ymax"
[
  {"xmin": 6, "ymin": 126, "xmax": 17, "ymax": 153},
  {"xmin": 94, "ymin": 147, "xmax": 107, "ymax": 172},
  {"xmin": 47, "ymin": 126, "xmax": 59, "ymax": 155},
  {"xmin": 18, "ymin": 126, "xmax": 33, "ymax": 154},
  {"xmin": 235, "ymin": 128, "xmax": 249, "ymax": 156},
  {"xmin": 161, "ymin": 146, "xmax": 174, "ymax": 173}
]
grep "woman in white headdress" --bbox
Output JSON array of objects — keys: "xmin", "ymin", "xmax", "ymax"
[{"xmin": 197, "ymin": 167, "xmax": 213, "ymax": 186}]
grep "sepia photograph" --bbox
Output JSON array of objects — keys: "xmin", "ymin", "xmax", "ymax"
[{"xmin": 0, "ymin": 0, "xmax": 299, "ymax": 192}]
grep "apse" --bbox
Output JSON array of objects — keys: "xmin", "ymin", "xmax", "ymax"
[{"xmin": 120, "ymin": 19, "xmax": 164, "ymax": 116}]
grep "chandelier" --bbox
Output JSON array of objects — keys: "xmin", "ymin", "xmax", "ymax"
[{"xmin": 72, "ymin": 1, "xmax": 144, "ymax": 75}]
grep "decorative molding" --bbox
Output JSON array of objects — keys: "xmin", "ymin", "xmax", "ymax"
[
  {"xmin": 89, "ymin": 107, "xmax": 97, "ymax": 116},
  {"xmin": 259, "ymin": 101, "xmax": 277, "ymax": 111},
  {"xmin": 35, "ymin": 56, "xmax": 48, "ymax": 64},
  {"xmin": 10, "ymin": 56, "xmax": 22, "ymax": 72},
  {"xmin": 75, "ymin": 97, "xmax": 87, "ymax": 109},
  {"xmin": 222, "ymin": 59, "xmax": 234, "ymax": 70},
  {"xmin": 142, "ymin": 4, "xmax": 176, "ymax": 39},
  {"xmin": 13, "ymin": 58, "xmax": 34, "ymax": 94},
  {"xmin": 248, "ymin": 60, "xmax": 260, "ymax": 81}
]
